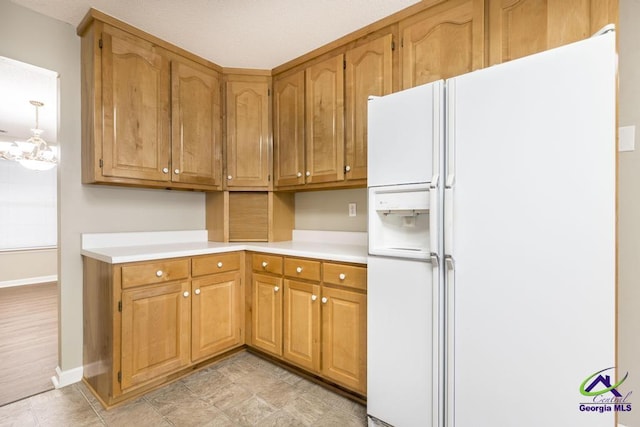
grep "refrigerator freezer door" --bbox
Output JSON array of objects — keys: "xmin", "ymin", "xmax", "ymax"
[
  {"xmin": 445, "ymin": 33, "xmax": 616, "ymax": 427},
  {"xmin": 367, "ymin": 80, "xmax": 444, "ymax": 187},
  {"xmin": 367, "ymin": 255, "xmax": 440, "ymax": 427}
]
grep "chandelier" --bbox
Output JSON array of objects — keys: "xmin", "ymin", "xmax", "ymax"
[{"xmin": 0, "ymin": 100, "xmax": 58, "ymax": 171}]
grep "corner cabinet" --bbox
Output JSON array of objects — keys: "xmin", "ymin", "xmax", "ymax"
[
  {"xmin": 79, "ymin": 13, "xmax": 223, "ymax": 191},
  {"xmin": 82, "ymin": 252, "xmax": 244, "ymax": 407},
  {"xmin": 224, "ymin": 74, "xmax": 271, "ymax": 190},
  {"xmin": 249, "ymin": 253, "xmax": 367, "ymax": 395}
]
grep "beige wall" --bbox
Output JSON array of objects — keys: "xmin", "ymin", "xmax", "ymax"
[
  {"xmin": 618, "ymin": 0, "xmax": 640, "ymax": 425},
  {"xmin": 0, "ymin": 249, "xmax": 58, "ymax": 285},
  {"xmin": 295, "ymin": 188, "xmax": 367, "ymax": 232},
  {"xmin": 0, "ymin": 1, "xmax": 205, "ymax": 374}
]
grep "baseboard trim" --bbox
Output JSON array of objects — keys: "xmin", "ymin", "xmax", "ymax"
[
  {"xmin": 0, "ymin": 275, "xmax": 57, "ymax": 289},
  {"xmin": 51, "ymin": 365, "xmax": 83, "ymax": 389}
]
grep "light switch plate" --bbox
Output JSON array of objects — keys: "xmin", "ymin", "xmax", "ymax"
[
  {"xmin": 619, "ymin": 125, "xmax": 635, "ymax": 152},
  {"xmin": 348, "ymin": 203, "xmax": 357, "ymax": 217}
]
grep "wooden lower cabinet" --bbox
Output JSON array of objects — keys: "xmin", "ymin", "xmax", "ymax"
[
  {"xmin": 83, "ymin": 253, "xmax": 244, "ymax": 407},
  {"xmin": 250, "ymin": 254, "xmax": 367, "ymax": 395},
  {"xmin": 252, "ymin": 273, "xmax": 283, "ymax": 356},
  {"xmin": 191, "ymin": 271, "xmax": 242, "ymax": 362},
  {"xmin": 321, "ymin": 286, "xmax": 367, "ymax": 395},
  {"xmin": 121, "ymin": 281, "xmax": 191, "ymax": 390},
  {"xmin": 283, "ymin": 279, "xmax": 321, "ymax": 372}
]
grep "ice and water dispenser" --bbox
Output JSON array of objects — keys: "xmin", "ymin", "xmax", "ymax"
[{"xmin": 368, "ymin": 183, "xmax": 431, "ymax": 260}]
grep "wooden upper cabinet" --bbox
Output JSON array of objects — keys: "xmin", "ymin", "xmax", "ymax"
[
  {"xmin": 273, "ymin": 70, "xmax": 305, "ymax": 188},
  {"xmin": 488, "ymin": 0, "xmax": 618, "ymax": 65},
  {"xmin": 305, "ymin": 55, "xmax": 345, "ymax": 184},
  {"xmin": 171, "ymin": 60, "xmax": 222, "ymax": 189},
  {"xmin": 345, "ymin": 35, "xmax": 393, "ymax": 182},
  {"xmin": 101, "ymin": 25, "xmax": 171, "ymax": 181},
  {"xmin": 225, "ymin": 76, "xmax": 271, "ymax": 189},
  {"xmin": 400, "ymin": 0, "xmax": 485, "ymax": 89}
]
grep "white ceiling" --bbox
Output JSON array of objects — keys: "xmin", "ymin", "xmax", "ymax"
[
  {"xmin": 9, "ymin": 0, "xmax": 421, "ymax": 69},
  {"xmin": 3, "ymin": 0, "xmax": 419, "ymax": 146}
]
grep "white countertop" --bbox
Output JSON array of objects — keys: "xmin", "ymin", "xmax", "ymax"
[{"xmin": 81, "ymin": 230, "xmax": 368, "ymax": 264}]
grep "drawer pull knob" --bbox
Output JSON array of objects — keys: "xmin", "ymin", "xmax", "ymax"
[
  {"xmin": 305, "ymin": 171, "xmax": 311, "ymax": 177},
  {"xmin": 345, "ymin": 165, "xmax": 351, "ymax": 172},
  {"xmin": 194, "ymin": 288, "xmax": 201, "ymax": 295},
  {"xmin": 296, "ymin": 266, "xmax": 303, "ymax": 273},
  {"xmin": 311, "ymin": 295, "xmax": 317, "ymax": 301},
  {"xmin": 217, "ymin": 262, "xmax": 223, "ymax": 268},
  {"xmin": 156, "ymin": 270, "xmax": 163, "ymax": 277},
  {"xmin": 262, "ymin": 261, "xmax": 268, "ymax": 268},
  {"xmin": 339, "ymin": 273, "xmax": 346, "ymax": 280},
  {"xmin": 183, "ymin": 291, "xmax": 189, "ymax": 298},
  {"xmin": 297, "ymin": 172, "xmax": 302, "ymax": 178},
  {"xmin": 174, "ymin": 168, "xmax": 180, "ymax": 174},
  {"xmin": 227, "ymin": 175, "xmax": 233, "ymax": 180},
  {"xmin": 162, "ymin": 167, "xmax": 169, "ymax": 174},
  {"xmin": 274, "ymin": 286, "xmax": 280, "ymax": 292},
  {"xmin": 321, "ymin": 297, "xmax": 328, "ymax": 304}
]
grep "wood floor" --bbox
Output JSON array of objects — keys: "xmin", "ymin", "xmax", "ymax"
[{"xmin": 0, "ymin": 282, "xmax": 57, "ymax": 407}]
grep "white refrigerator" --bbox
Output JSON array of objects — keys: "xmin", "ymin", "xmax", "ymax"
[{"xmin": 367, "ymin": 30, "xmax": 616, "ymax": 427}]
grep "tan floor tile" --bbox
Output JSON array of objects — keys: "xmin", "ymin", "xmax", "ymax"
[
  {"xmin": 310, "ymin": 408, "xmax": 367, "ymax": 427},
  {"xmin": 258, "ymin": 409, "xmax": 310, "ymax": 426},
  {"xmin": 223, "ymin": 395, "xmax": 277, "ymax": 426},
  {"xmin": 160, "ymin": 403, "xmax": 225, "ymax": 427},
  {"xmin": 0, "ymin": 399, "xmax": 38, "ymax": 427},
  {"xmin": 145, "ymin": 382, "xmax": 207, "ymax": 416},
  {"xmin": 282, "ymin": 396, "xmax": 333, "ymax": 425},
  {"xmin": 255, "ymin": 380, "xmax": 304, "ymax": 409},
  {"xmin": 29, "ymin": 385, "xmax": 103, "ymax": 427},
  {"xmin": 203, "ymin": 383, "xmax": 254, "ymax": 410},
  {"xmin": 99, "ymin": 398, "xmax": 169, "ymax": 427}
]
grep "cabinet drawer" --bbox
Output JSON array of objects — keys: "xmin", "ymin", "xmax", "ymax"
[
  {"xmin": 323, "ymin": 263, "xmax": 367, "ymax": 291},
  {"xmin": 192, "ymin": 252, "xmax": 241, "ymax": 277},
  {"xmin": 284, "ymin": 258, "xmax": 321, "ymax": 282},
  {"xmin": 252, "ymin": 254, "xmax": 283, "ymax": 275},
  {"xmin": 121, "ymin": 259, "xmax": 190, "ymax": 289}
]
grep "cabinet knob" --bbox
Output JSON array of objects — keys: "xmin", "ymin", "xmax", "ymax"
[
  {"xmin": 321, "ymin": 297, "xmax": 328, "ymax": 304},
  {"xmin": 183, "ymin": 291, "xmax": 190, "ymax": 298},
  {"xmin": 345, "ymin": 165, "xmax": 351, "ymax": 172},
  {"xmin": 274, "ymin": 286, "xmax": 280, "ymax": 292},
  {"xmin": 174, "ymin": 168, "xmax": 180, "ymax": 174},
  {"xmin": 297, "ymin": 172, "xmax": 302, "ymax": 178},
  {"xmin": 156, "ymin": 270, "xmax": 163, "ymax": 277},
  {"xmin": 305, "ymin": 171, "xmax": 311, "ymax": 177},
  {"xmin": 339, "ymin": 273, "xmax": 346, "ymax": 280},
  {"xmin": 162, "ymin": 167, "xmax": 169, "ymax": 174},
  {"xmin": 194, "ymin": 288, "xmax": 201, "ymax": 295},
  {"xmin": 227, "ymin": 175, "xmax": 233, "ymax": 180},
  {"xmin": 262, "ymin": 261, "xmax": 268, "ymax": 268},
  {"xmin": 217, "ymin": 261, "xmax": 223, "ymax": 268},
  {"xmin": 296, "ymin": 266, "xmax": 303, "ymax": 273},
  {"xmin": 311, "ymin": 295, "xmax": 317, "ymax": 301}
]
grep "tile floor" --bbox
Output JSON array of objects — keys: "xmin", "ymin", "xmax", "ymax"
[{"xmin": 0, "ymin": 351, "xmax": 367, "ymax": 426}]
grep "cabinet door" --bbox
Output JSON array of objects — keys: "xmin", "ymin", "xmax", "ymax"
[
  {"xmin": 252, "ymin": 273, "xmax": 283, "ymax": 356},
  {"xmin": 488, "ymin": 0, "xmax": 617, "ymax": 65},
  {"xmin": 191, "ymin": 272, "xmax": 242, "ymax": 361},
  {"xmin": 101, "ymin": 25, "xmax": 171, "ymax": 181},
  {"xmin": 283, "ymin": 280, "xmax": 321, "ymax": 372},
  {"xmin": 400, "ymin": 0, "xmax": 485, "ymax": 89},
  {"xmin": 171, "ymin": 59, "xmax": 222, "ymax": 188},
  {"xmin": 226, "ymin": 78, "xmax": 270, "ymax": 188},
  {"xmin": 321, "ymin": 287, "xmax": 367, "ymax": 394},
  {"xmin": 120, "ymin": 281, "xmax": 190, "ymax": 390},
  {"xmin": 345, "ymin": 35, "xmax": 393, "ymax": 181},
  {"xmin": 305, "ymin": 55, "xmax": 345, "ymax": 184},
  {"xmin": 274, "ymin": 70, "xmax": 306, "ymax": 187}
]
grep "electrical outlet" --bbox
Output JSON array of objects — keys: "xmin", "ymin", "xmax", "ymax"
[{"xmin": 348, "ymin": 202, "xmax": 357, "ymax": 217}]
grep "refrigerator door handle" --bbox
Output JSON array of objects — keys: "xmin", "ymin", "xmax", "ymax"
[
  {"xmin": 429, "ymin": 187, "xmax": 439, "ymax": 253},
  {"xmin": 430, "ymin": 252, "xmax": 442, "ymax": 427},
  {"xmin": 444, "ymin": 255, "xmax": 455, "ymax": 427},
  {"xmin": 444, "ymin": 186, "xmax": 453, "ymax": 255}
]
